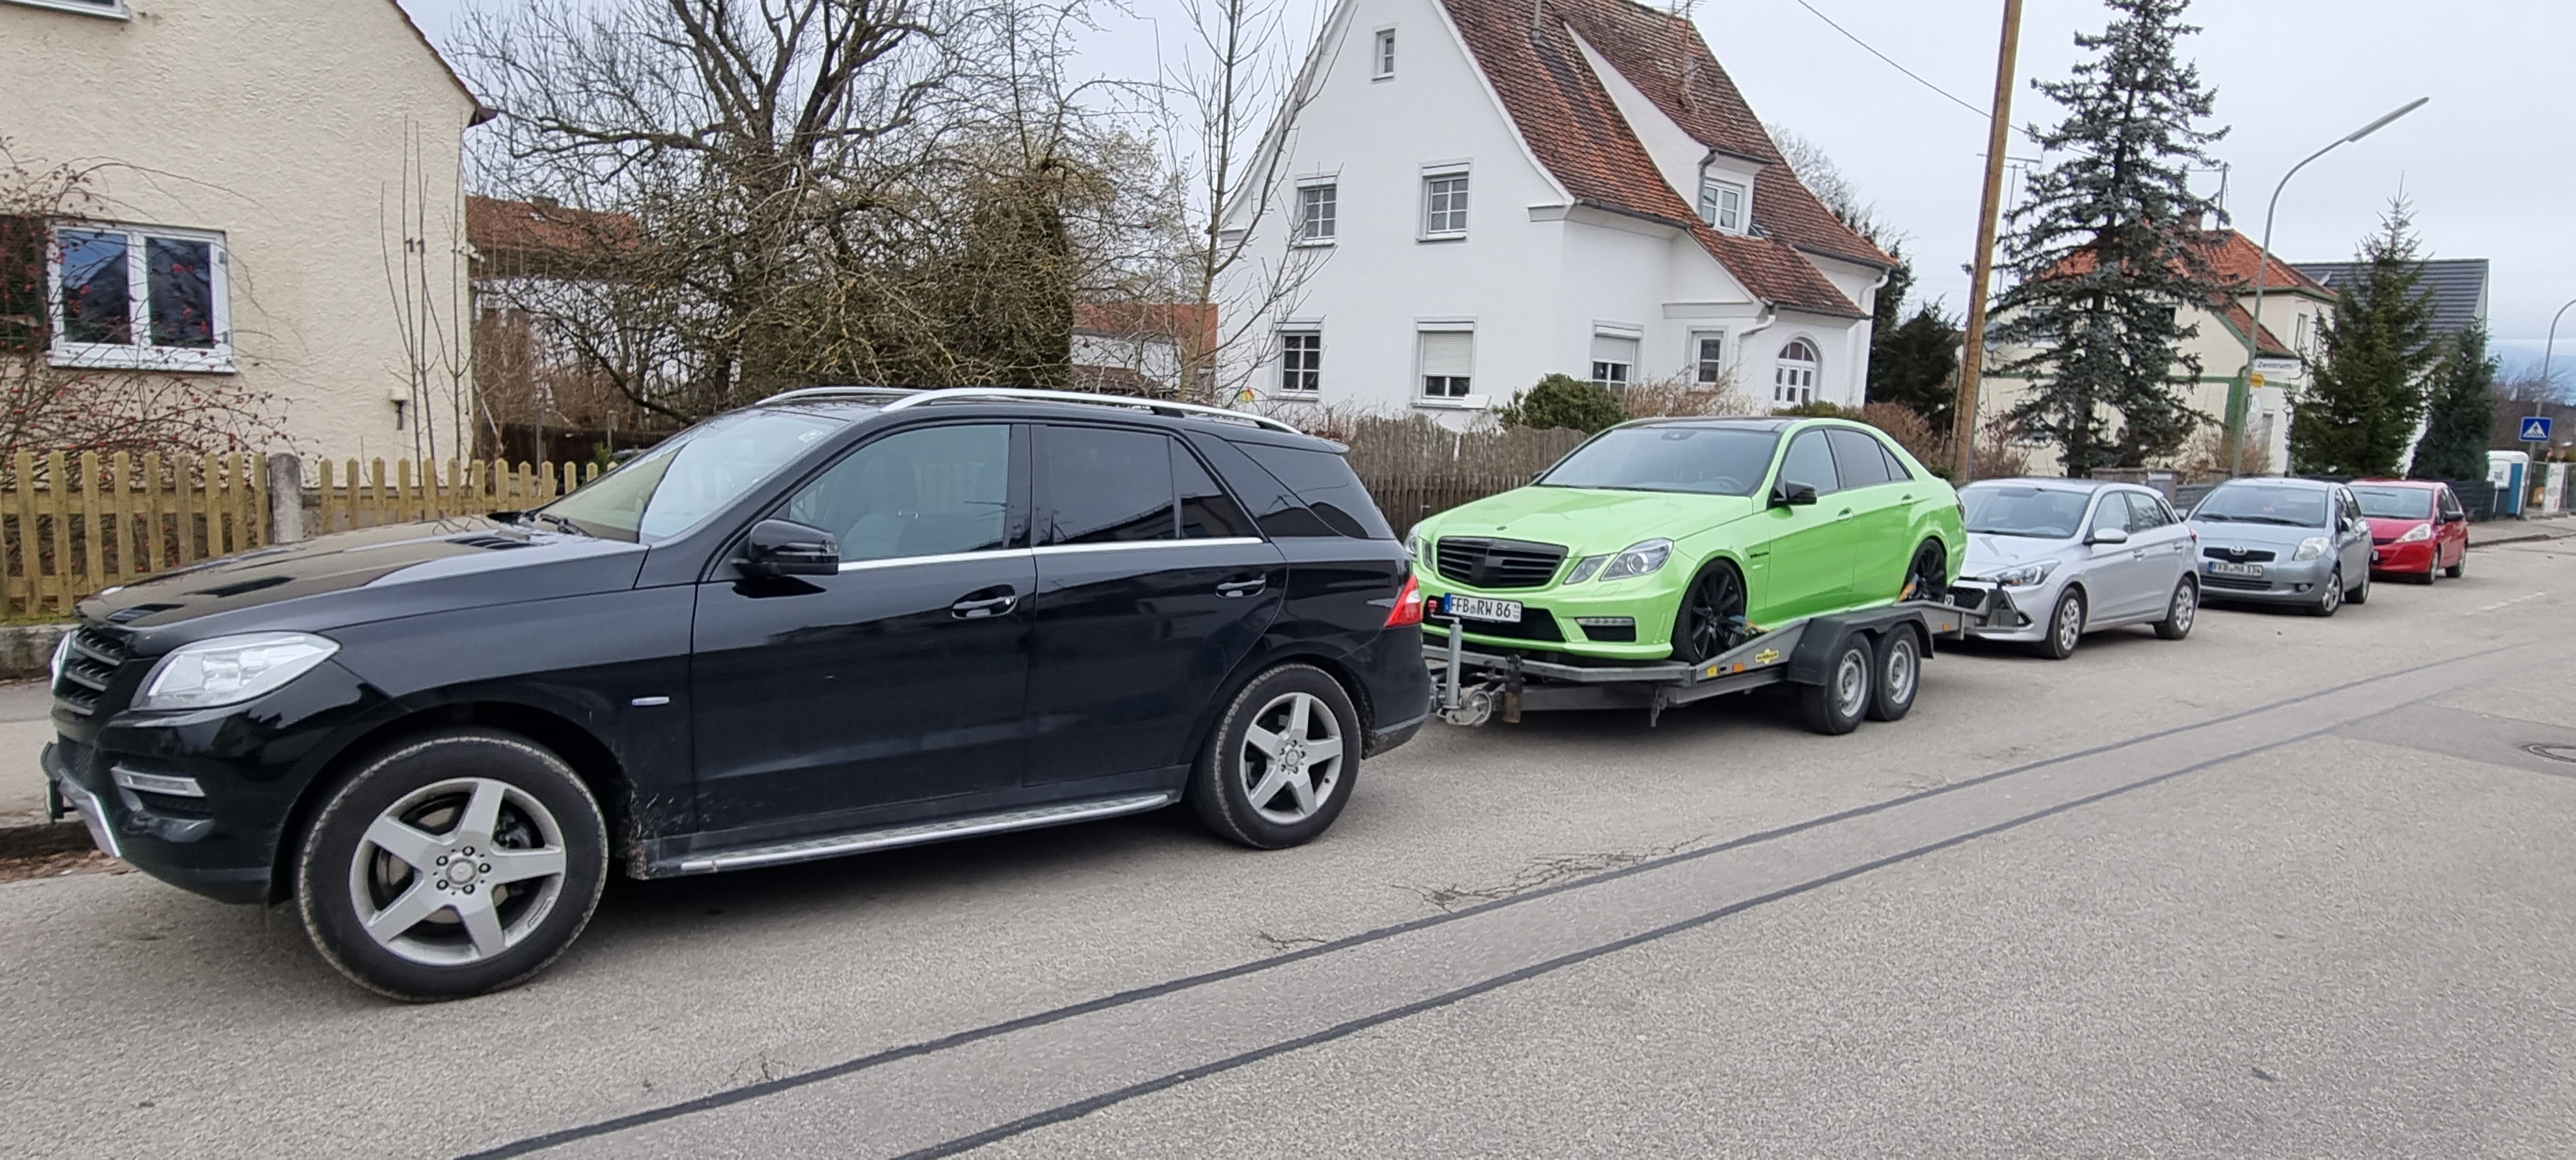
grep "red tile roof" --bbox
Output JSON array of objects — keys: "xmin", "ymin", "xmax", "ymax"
[
  {"xmin": 2186, "ymin": 229, "xmax": 2334, "ymax": 297},
  {"xmin": 466, "ymin": 196, "xmax": 639, "ymax": 277},
  {"xmin": 1439, "ymin": 0, "xmax": 1890, "ymax": 317},
  {"xmin": 2216, "ymin": 300, "xmax": 2296, "ymax": 359}
]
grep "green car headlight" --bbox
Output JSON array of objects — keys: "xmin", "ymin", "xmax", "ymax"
[
  {"xmin": 1407, "ymin": 523, "xmax": 1430, "ymax": 565},
  {"xmin": 1564, "ymin": 556, "xmax": 1607, "ymax": 583},
  {"xmin": 1596, "ymin": 538, "xmax": 1673, "ymax": 581}
]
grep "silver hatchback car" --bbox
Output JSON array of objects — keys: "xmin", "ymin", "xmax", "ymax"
[
  {"xmin": 1949, "ymin": 479, "xmax": 2200, "ymax": 659},
  {"xmin": 2186, "ymin": 477, "xmax": 2374, "ymax": 615}
]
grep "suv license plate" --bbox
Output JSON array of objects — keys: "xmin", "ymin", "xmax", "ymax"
[
  {"xmin": 2208, "ymin": 561, "xmax": 2263, "ymax": 577},
  {"xmin": 1443, "ymin": 594, "xmax": 1522, "ymax": 623}
]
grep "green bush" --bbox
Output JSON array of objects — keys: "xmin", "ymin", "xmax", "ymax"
[
  {"xmin": 1770, "ymin": 400, "xmax": 1857, "ymax": 419},
  {"xmin": 1496, "ymin": 374, "xmax": 1625, "ymax": 433}
]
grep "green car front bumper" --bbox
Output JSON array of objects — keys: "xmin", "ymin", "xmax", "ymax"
[{"xmin": 1414, "ymin": 571, "xmax": 1689, "ymax": 662}]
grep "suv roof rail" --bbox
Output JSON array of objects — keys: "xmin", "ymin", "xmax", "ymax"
[
  {"xmin": 877, "ymin": 387, "xmax": 1303, "ymax": 435},
  {"xmin": 754, "ymin": 386, "xmax": 923, "ymax": 406}
]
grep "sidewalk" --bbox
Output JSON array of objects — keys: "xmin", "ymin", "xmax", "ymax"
[
  {"xmin": 2471, "ymin": 514, "xmax": 2576, "ymax": 548},
  {"xmin": 0, "ymin": 680, "xmax": 56, "ymax": 828}
]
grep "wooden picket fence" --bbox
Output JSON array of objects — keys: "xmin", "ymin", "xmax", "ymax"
[
  {"xmin": 0, "ymin": 453, "xmax": 608, "ymax": 619},
  {"xmin": 3, "ymin": 452, "xmax": 268, "ymax": 620},
  {"xmin": 312, "ymin": 458, "xmax": 603, "ymax": 535}
]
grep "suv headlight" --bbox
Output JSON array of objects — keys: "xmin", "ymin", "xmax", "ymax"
[
  {"xmin": 1597, "ymin": 538, "xmax": 1674, "ymax": 582},
  {"xmin": 2292, "ymin": 536, "xmax": 2330, "ymax": 561},
  {"xmin": 2396, "ymin": 523, "xmax": 2432, "ymax": 543},
  {"xmin": 1988, "ymin": 560, "xmax": 2059, "ymax": 588},
  {"xmin": 135, "ymin": 632, "xmax": 339, "ymax": 712}
]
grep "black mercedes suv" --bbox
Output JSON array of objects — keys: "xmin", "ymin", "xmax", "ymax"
[{"xmin": 43, "ymin": 388, "xmax": 1429, "ymax": 1000}]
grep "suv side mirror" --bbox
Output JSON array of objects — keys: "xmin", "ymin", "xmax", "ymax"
[
  {"xmin": 2087, "ymin": 526, "xmax": 2130, "ymax": 546},
  {"xmin": 742, "ymin": 519, "xmax": 841, "ymax": 576},
  {"xmin": 1770, "ymin": 481, "xmax": 1818, "ymax": 508}
]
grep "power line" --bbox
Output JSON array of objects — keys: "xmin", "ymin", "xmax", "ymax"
[{"xmin": 1788, "ymin": 0, "xmax": 1990, "ymax": 121}]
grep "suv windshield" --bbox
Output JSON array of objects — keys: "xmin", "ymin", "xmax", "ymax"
[
  {"xmin": 1538, "ymin": 426, "xmax": 1780, "ymax": 496},
  {"xmin": 1961, "ymin": 485, "xmax": 2089, "ymax": 538},
  {"xmin": 2193, "ymin": 484, "xmax": 2329, "ymax": 527},
  {"xmin": 538, "ymin": 409, "xmax": 848, "ymax": 541},
  {"xmin": 2350, "ymin": 485, "xmax": 2434, "ymax": 520}
]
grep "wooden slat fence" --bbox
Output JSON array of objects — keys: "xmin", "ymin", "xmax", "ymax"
[
  {"xmin": 3, "ymin": 452, "xmax": 266, "ymax": 620},
  {"xmin": 1340, "ymin": 418, "xmax": 1589, "ymax": 527},
  {"xmin": 312, "ymin": 459, "xmax": 603, "ymax": 534}
]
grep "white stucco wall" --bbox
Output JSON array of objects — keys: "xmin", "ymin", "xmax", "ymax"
[
  {"xmin": 1222, "ymin": 0, "xmax": 1866, "ymax": 429},
  {"xmin": 0, "ymin": 0, "xmax": 480, "ymax": 462}
]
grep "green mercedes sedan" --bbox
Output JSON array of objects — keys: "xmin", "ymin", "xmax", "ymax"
[{"xmin": 1411, "ymin": 416, "xmax": 1964, "ymax": 664}]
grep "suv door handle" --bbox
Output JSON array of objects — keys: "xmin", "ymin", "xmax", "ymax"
[
  {"xmin": 1216, "ymin": 576, "xmax": 1268, "ymax": 599},
  {"xmin": 949, "ymin": 587, "xmax": 1019, "ymax": 618}
]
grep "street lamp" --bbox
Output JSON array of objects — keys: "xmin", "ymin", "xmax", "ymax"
[
  {"xmin": 2538, "ymin": 296, "xmax": 2576, "ymax": 418},
  {"xmin": 2228, "ymin": 96, "xmax": 2430, "ymax": 475}
]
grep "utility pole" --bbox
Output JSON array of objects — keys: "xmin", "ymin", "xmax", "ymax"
[{"xmin": 1950, "ymin": 0, "xmax": 2023, "ymax": 482}]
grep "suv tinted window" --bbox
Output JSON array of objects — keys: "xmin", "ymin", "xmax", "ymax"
[
  {"xmin": 1235, "ymin": 441, "xmax": 1392, "ymax": 539},
  {"xmin": 1825, "ymin": 429, "xmax": 1892, "ymax": 488},
  {"xmin": 1039, "ymin": 426, "xmax": 1178, "ymax": 544},
  {"xmin": 1176, "ymin": 443, "xmax": 1255, "ymax": 539},
  {"xmin": 785, "ymin": 424, "xmax": 1011, "ymax": 562},
  {"xmin": 1777, "ymin": 431, "xmax": 1840, "ymax": 496}
]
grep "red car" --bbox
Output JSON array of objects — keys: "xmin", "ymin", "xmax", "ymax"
[{"xmin": 2352, "ymin": 479, "xmax": 2468, "ymax": 583}]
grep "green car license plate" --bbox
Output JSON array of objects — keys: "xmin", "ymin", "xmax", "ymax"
[
  {"xmin": 1443, "ymin": 594, "xmax": 1522, "ymax": 623},
  {"xmin": 2207, "ymin": 561, "xmax": 2262, "ymax": 577}
]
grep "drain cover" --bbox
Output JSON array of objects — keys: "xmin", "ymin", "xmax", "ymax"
[{"xmin": 2523, "ymin": 744, "xmax": 2576, "ymax": 765}]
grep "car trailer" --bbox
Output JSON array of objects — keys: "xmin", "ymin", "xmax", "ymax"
[{"xmin": 1425, "ymin": 600, "xmax": 1985, "ymax": 735}]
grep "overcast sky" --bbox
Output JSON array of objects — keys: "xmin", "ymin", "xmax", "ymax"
[{"xmin": 399, "ymin": 0, "xmax": 2576, "ymax": 380}]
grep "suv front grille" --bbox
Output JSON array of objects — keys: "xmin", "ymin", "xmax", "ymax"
[
  {"xmin": 53, "ymin": 625, "xmax": 131, "ymax": 717},
  {"xmin": 1433, "ymin": 538, "xmax": 1568, "ymax": 590}
]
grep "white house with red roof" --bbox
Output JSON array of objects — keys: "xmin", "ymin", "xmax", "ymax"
[
  {"xmin": 1980, "ymin": 229, "xmax": 2335, "ymax": 475},
  {"xmin": 1218, "ymin": 0, "xmax": 1895, "ymax": 426}
]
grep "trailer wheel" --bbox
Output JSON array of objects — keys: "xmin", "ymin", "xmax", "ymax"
[
  {"xmin": 1797, "ymin": 631, "xmax": 1873, "ymax": 735},
  {"xmin": 1864, "ymin": 629, "xmax": 1920, "ymax": 722}
]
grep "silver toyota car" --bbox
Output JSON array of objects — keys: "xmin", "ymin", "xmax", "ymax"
[
  {"xmin": 2186, "ymin": 477, "xmax": 2374, "ymax": 616},
  {"xmin": 1949, "ymin": 479, "xmax": 2200, "ymax": 659}
]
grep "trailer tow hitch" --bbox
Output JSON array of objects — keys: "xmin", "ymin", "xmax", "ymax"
[{"xmin": 1433, "ymin": 616, "xmax": 1519, "ymax": 727}]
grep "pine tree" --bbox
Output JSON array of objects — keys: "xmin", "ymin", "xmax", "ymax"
[
  {"xmin": 1988, "ymin": 0, "xmax": 2228, "ymax": 477},
  {"xmin": 2411, "ymin": 323, "xmax": 2497, "ymax": 481},
  {"xmin": 1867, "ymin": 301, "xmax": 1962, "ymax": 432},
  {"xmin": 2288, "ymin": 201, "xmax": 2438, "ymax": 477}
]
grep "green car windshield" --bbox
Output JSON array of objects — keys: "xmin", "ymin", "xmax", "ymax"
[{"xmin": 1538, "ymin": 426, "xmax": 1779, "ymax": 495}]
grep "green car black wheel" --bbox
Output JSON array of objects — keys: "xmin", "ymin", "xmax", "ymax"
[{"xmin": 1675, "ymin": 563, "xmax": 1749, "ymax": 663}]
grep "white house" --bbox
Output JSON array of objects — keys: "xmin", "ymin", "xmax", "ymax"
[
  {"xmin": 0, "ymin": 0, "xmax": 486, "ymax": 460},
  {"xmin": 1219, "ymin": 0, "xmax": 1895, "ymax": 427}
]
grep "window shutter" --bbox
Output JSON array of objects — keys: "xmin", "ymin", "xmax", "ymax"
[
  {"xmin": 1589, "ymin": 334, "xmax": 1637, "ymax": 367},
  {"xmin": 1419, "ymin": 331, "xmax": 1473, "ymax": 376}
]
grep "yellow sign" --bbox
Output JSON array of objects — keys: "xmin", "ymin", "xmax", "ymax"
[
  {"xmin": 2248, "ymin": 372, "xmax": 2266, "ymax": 388},
  {"xmin": 1752, "ymin": 648, "xmax": 1780, "ymax": 665}
]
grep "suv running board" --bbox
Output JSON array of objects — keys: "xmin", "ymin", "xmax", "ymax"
[{"xmin": 668, "ymin": 791, "xmax": 1178, "ymax": 875}]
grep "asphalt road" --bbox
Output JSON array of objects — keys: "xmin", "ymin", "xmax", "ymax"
[{"xmin": 6, "ymin": 538, "xmax": 2575, "ymax": 1159}]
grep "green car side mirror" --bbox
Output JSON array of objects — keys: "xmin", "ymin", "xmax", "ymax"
[{"xmin": 1770, "ymin": 482, "xmax": 1818, "ymax": 508}]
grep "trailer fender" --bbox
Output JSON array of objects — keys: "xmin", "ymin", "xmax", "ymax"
[{"xmin": 1786, "ymin": 621, "xmax": 1873, "ymax": 686}]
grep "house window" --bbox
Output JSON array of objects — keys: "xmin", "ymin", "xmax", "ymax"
[
  {"xmin": 1698, "ymin": 178, "xmax": 1746, "ymax": 233},
  {"xmin": 1296, "ymin": 184, "xmax": 1337, "ymax": 243},
  {"xmin": 1590, "ymin": 333, "xmax": 1638, "ymax": 389},
  {"xmin": 1772, "ymin": 339, "xmax": 1818, "ymax": 404},
  {"xmin": 1692, "ymin": 333, "xmax": 1726, "ymax": 385},
  {"xmin": 1418, "ymin": 329, "xmax": 1473, "ymax": 400},
  {"xmin": 1374, "ymin": 29, "xmax": 1396, "ymax": 79},
  {"xmin": 1279, "ymin": 330, "xmax": 1321, "ymax": 395},
  {"xmin": 49, "ymin": 223, "xmax": 231, "ymax": 372},
  {"xmin": 1422, "ymin": 173, "xmax": 1469, "ymax": 238}
]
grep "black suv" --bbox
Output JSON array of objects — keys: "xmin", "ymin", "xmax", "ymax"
[{"xmin": 43, "ymin": 388, "xmax": 1430, "ymax": 1000}]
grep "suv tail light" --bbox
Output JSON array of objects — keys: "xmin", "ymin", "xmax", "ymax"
[{"xmin": 1385, "ymin": 573, "xmax": 1425, "ymax": 627}]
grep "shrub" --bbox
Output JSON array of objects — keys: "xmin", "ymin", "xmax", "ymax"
[
  {"xmin": 1496, "ymin": 373, "xmax": 1625, "ymax": 434},
  {"xmin": 1620, "ymin": 373, "xmax": 1749, "ymax": 420}
]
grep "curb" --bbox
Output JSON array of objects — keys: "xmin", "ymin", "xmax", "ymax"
[{"xmin": 0, "ymin": 820, "xmax": 95, "ymax": 859}]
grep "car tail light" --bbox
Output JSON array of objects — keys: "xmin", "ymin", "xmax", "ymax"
[{"xmin": 1385, "ymin": 573, "xmax": 1425, "ymax": 627}]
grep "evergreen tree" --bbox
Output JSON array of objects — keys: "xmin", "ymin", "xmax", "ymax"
[
  {"xmin": 2411, "ymin": 323, "xmax": 2497, "ymax": 480},
  {"xmin": 2288, "ymin": 201, "xmax": 2438, "ymax": 477},
  {"xmin": 1496, "ymin": 374, "xmax": 1624, "ymax": 433},
  {"xmin": 1988, "ymin": 0, "xmax": 2227, "ymax": 476},
  {"xmin": 1868, "ymin": 301, "xmax": 1962, "ymax": 432}
]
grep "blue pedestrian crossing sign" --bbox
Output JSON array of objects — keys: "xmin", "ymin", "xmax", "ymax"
[{"xmin": 2521, "ymin": 416, "xmax": 2554, "ymax": 443}]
